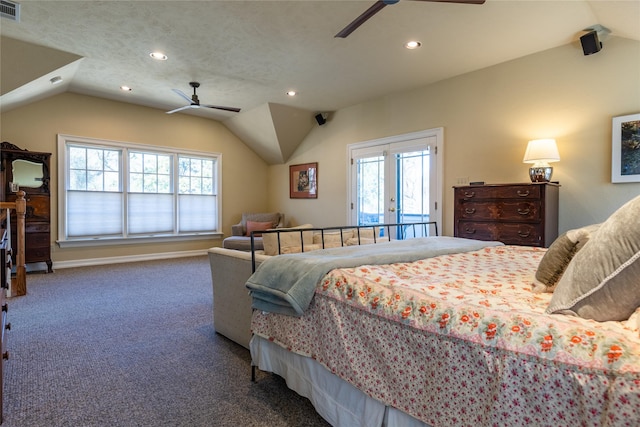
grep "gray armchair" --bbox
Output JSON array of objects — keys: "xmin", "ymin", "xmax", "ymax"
[{"xmin": 222, "ymin": 212, "xmax": 285, "ymax": 251}]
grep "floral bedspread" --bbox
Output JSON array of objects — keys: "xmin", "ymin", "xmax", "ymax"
[{"xmin": 252, "ymin": 245, "xmax": 640, "ymax": 426}]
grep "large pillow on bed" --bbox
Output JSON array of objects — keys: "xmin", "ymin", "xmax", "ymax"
[
  {"xmin": 532, "ymin": 223, "xmax": 600, "ymax": 293},
  {"xmin": 546, "ymin": 195, "xmax": 640, "ymax": 321},
  {"xmin": 263, "ymin": 224, "xmax": 314, "ymax": 256}
]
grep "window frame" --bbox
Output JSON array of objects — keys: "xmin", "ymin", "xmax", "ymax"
[{"xmin": 57, "ymin": 134, "xmax": 223, "ymax": 248}]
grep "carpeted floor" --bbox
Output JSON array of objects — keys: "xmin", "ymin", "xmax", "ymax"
[{"xmin": 1, "ymin": 256, "xmax": 330, "ymax": 426}]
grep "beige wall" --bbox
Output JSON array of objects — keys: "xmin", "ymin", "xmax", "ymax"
[
  {"xmin": 270, "ymin": 36, "xmax": 640, "ymax": 235},
  {"xmin": 1, "ymin": 92, "xmax": 270, "ymax": 263},
  {"xmin": 2, "ymin": 37, "xmax": 639, "ymax": 265}
]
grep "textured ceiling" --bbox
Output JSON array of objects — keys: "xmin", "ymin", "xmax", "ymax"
[{"xmin": 1, "ymin": 1, "xmax": 639, "ymax": 162}]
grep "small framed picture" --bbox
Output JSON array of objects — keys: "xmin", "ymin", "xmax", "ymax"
[
  {"xmin": 290, "ymin": 162, "xmax": 317, "ymax": 199},
  {"xmin": 612, "ymin": 113, "xmax": 640, "ymax": 183}
]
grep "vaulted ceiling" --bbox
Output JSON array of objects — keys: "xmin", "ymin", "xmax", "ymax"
[{"xmin": 2, "ymin": 1, "xmax": 639, "ymax": 163}]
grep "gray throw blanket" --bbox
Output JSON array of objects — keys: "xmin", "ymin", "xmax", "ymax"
[{"xmin": 246, "ymin": 236, "xmax": 502, "ymax": 316}]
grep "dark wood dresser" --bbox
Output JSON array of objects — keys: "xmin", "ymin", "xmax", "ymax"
[
  {"xmin": 453, "ymin": 182, "xmax": 559, "ymax": 247},
  {"xmin": 0, "ymin": 142, "xmax": 52, "ymax": 273}
]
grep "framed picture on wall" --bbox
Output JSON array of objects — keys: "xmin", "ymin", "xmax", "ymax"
[
  {"xmin": 290, "ymin": 162, "xmax": 318, "ymax": 198},
  {"xmin": 612, "ymin": 113, "xmax": 640, "ymax": 183}
]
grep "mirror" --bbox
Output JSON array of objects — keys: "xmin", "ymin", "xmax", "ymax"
[{"xmin": 12, "ymin": 159, "xmax": 44, "ymax": 189}]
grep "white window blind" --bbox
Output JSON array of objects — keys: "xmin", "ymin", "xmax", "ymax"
[
  {"xmin": 128, "ymin": 193, "xmax": 174, "ymax": 234},
  {"xmin": 67, "ymin": 191, "xmax": 122, "ymax": 237},
  {"xmin": 179, "ymin": 194, "xmax": 217, "ymax": 232}
]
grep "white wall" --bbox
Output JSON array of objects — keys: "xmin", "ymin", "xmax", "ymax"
[
  {"xmin": 269, "ymin": 37, "xmax": 640, "ymax": 236},
  {"xmin": 1, "ymin": 92, "xmax": 270, "ymax": 263}
]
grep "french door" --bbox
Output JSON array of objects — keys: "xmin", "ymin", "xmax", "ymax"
[{"xmin": 348, "ymin": 129, "xmax": 442, "ymax": 239}]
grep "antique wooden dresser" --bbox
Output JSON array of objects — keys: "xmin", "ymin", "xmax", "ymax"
[
  {"xmin": 0, "ymin": 142, "xmax": 52, "ymax": 273},
  {"xmin": 453, "ymin": 182, "xmax": 559, "ymax": 247}
]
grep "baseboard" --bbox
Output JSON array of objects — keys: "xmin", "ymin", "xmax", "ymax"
[{"xmin": 52, "ymin": 249, "xmax": 209, "ymax": 270}]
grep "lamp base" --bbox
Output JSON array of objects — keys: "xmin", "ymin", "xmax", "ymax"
[{"xmin": 529, "ymin": 166, "xmax": 553, "ymax": 182}]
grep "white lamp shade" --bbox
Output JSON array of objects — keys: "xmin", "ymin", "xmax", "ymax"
[{"xmin": 523, "ymin": 139, "xmax": 560, "ymax": 165}]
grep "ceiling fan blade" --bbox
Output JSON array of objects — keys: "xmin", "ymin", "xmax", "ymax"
[
  {"xmin": 335, "ymin": 0, "xmax": 485, "ymax": 38},
  {"xmin": 335, "ymin": 1, "xmax": 388, "ymax": 38},
  {"xmin": 202, "ymin": 104, "xmax": 242, "ymax": 113},
  {"xmin": 171, "ymin": 88, "xmax": 193, "ymax": 104},
  {"xmin": 414, "ymin": 0, "xmax": 485, "ymax": 4},
  {"xmin": 166, "ymin": 105, "xmax": 193, "ymax": 115}
]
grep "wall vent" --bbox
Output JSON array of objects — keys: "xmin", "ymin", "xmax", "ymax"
[{"xmin": 1, "ymin": 0, "xmax": 20, "ymax": 22}]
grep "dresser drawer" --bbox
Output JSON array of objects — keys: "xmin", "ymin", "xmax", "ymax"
[
  {"xmin": 25, "ymin": 232, "xmax": 50, "ymax": 264},
  {"xmin": 455, "ymin": 185, "xmax": 541, "ymax": 201},
  {"xmin": 25, "ymin": 232, "xmax": 50, "ymax": 248},
  {"xmin": 23, "ymin": 195, "xmax": 50, "ymax": 222},
  {"xmin": 456, "ymin": 221, "xmax": 543, "ymax": 246},
  {"xmin": 25, "ymin": 222, "xmax": 50, "ymax": 233},
  {"xmin": 26, "ymin": 248, "xmax": 50, "ymax": 263},
  {"xmin": 457, "ymin": 200, "xmax": 541, "ymax": 221}
]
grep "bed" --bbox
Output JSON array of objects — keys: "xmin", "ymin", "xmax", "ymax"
[{"xmin": 246, "ymin": 197, "xmax": 640, "ymax": 427}]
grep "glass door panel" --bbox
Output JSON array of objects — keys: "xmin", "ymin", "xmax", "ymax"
[
  {"xmin": 355, "ymin": 154, "xmax": 385, "ymax": 225},
  {"xmin": 393, "ymin": 148, "xmax": 431, "ymax": 237}
]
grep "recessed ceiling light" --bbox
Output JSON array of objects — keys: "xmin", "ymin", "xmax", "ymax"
[
  {"xmin": 149, "ymin": 52, "xmax": 168, "ymax": 60},
  {"xmin": 404, "ymin": 41, "xmax": 421, "ymax": 49},
  {"xmin": 286, "ymin": 90, "xmax": 297, "ymax": 96},
  {"xmin": 120, "ymin": 86, "xmax": 132, "ymax": 92},
  {"xmin": 50, "ymin": 76, "xmax": 63, "ymax": 85}
]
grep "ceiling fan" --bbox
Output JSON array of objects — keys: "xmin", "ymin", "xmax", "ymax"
[
  {"xmin": 166, "ymin": 81, "xmax": 241, "ymax": 114},
  {"xmin": 335, "ymin": 0, "xmax": 485, "ymax": 38}
]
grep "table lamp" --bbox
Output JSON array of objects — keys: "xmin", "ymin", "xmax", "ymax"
[{"xmin": 523, "ymin": 139, "xmax": 560, "ymax": 182}]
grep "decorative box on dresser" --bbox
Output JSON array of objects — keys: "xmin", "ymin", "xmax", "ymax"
[
  {"xmin": 453, "ymin": 182, "xmax": 560, "ymax": 248},
  {"xmin": 0, "ymin": 142, "xmax": 52, "ymax": 274}
]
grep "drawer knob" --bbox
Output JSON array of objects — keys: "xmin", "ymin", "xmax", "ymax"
[
  {"xmin": 463, "ymin": 191, "xmax": 475, "ymax": 198},
  {"xmin": 464, "ymin": 227, "xmax": 476, "ymax": 234},
  {"xmin": 517, "ymin": 208, "xmax": 531, "ymax": 215},
  {"xmin": 516, "ymin": 190, "xmax": 530, "ymax": 197},
  {"xmin": 464, "ymin": 208, "xmax": 476, "ymax": 215},
  {"xmin": 518, "ymin": 230, "xmax": 531, "ymax": 238}
]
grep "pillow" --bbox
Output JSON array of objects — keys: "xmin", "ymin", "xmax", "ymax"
[
  {"xmin": 263, "ymin": 224, "xmax": 314, "ymax": 256},
  {"xmin": 280, "ymin": 244, "xmax": 322, "ymax": 254},
  {"xmin": 532, "ymin": 223, "xmax": 600, "ymax": 293},
  {"xmin": 349, "ymin": 227, "xmax": 382, "ymax": 240},
  {"xmin": 546, "ymin": 195, "xmax": 640, "ymax": 321},
  {"xmin": 312, "ymin": 230, "xmax": 354, "ymax": 248},
  {"xmin": 245, "ymin": 221, "xmax": 273, "ymax": 237},
  {"xmin": 345, "ymin": 236, "xmax": 391, "ymax": 246},
  {"xmin": 241, "ymin": 212, "xmax": 283, "ymax": 233}
]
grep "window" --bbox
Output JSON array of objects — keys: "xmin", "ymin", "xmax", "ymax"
[{"xmin": 58, "ymin": 134, "xmax": 221, "ymax": 247}]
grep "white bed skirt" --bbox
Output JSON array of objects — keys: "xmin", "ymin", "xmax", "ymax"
[{"xmin": 250, "ymin": 335, "xmax": 431, "ymax": 427}]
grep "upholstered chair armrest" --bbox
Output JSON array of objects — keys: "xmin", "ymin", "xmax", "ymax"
[{"xmin": 231, "ymin": 223, "xmax": 244, "ymax": 236}]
